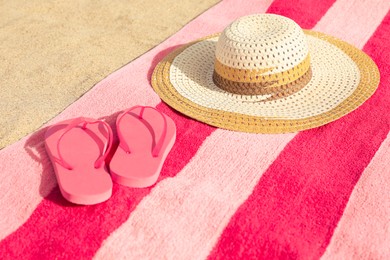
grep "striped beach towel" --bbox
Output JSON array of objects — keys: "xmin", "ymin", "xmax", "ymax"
[{"xmin": 0, "ymin": 0, "xmax": 389, "ymax": 259}]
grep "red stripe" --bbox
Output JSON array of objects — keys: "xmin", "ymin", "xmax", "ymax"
[
  {"xmin": 0, "ymin": 102, "xmax": 215, "ymax": 258},
  {"xmin": 266, "ymin": 0, "xmax": 335, "ymax": 28},
  {"xmin": 209, "ymin": 11, "xmax": 390, "ymax": 260},
  {"xmin": 0, "ymin": 0, "xmax": 337, "ymax": 258}
]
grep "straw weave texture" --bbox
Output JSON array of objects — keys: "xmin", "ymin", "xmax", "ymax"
[{"xmin": 152, "ymin": 30, "xmax": 380, "ymax": 133}]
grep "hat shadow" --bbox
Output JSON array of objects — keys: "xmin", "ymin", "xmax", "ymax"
[
  {"xmin": 25, "ymin": 126, "xmax": 81, "ymax": 207},
  {"xmin": 147, "ymin": 44, "xmax": 183, "ymax": 86},
  {"xmin": 23, "ymin": 126, "xmax": 55, "ymax": 198}
]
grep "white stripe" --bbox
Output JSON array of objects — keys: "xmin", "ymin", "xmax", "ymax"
[
  {"xmin": 0, "ymin": 61, "xmax": 161, "ymax": 240},
  {"xmin": 321, "ymin": 132, "xmax": 390, "ymax": 259},
  {"xmin": 95, "ymin": 130, "xmax": 294, "ymax": 260},
  {"xmin": 315, "ymin": 0, "xmax": 390, "ymax": 48},
  {"xmin": 0, "ymin": 12, "xmax": 184, "ymax": 243},
  {"xmin": 94, "ymin": 0, "xmax": 389, "ymax": 259},
  {"xmin": 0, "ymin": 0, "xmax": 274, "ymax": 242}
]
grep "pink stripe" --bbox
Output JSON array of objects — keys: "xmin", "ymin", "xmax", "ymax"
[
  {"xmin": 0, "ymin": 0, "xmax": 230, "ymax": 241},
  {"xmin": 0, "ymin": 0, "xmax": 270, "ymax": 258},
  {"xmin": 94, "ymin": 132, "xmax": 294, "ymax": 259},
  {"xmin": 1, "ymin": 1, "xmax": 386, "ymax": 259},
  {"xmin": 315, "ymin": 0, "xmax": 390, "ymax": 48},
  {"xmin": 0, "ymin": 0, "xmax": 275, "ymax": 241},
  {"xmin": 321, "ymin": 13, "xmax": 390, "ymax": 259},
  {"xmin": 209, "ymin": 9, "xmax": 390, "ymax": 260},
  {"xmin": 94, "ymin": 0, "xmax": 337, "ymax": 258},
  {"xmin": 0, "ymin": 103, "xmax": 215, "ymax": 258},
  {"xmin": 321, "ymin": 132, "xmax": 390, "ymax": 259}
]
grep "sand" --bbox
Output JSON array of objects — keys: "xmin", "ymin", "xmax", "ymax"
[{"xmin": 0, "ymin": 0, "xmax": 218, "ymax": 149}]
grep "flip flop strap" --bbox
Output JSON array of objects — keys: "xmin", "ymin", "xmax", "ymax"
[
  {"xmin": 53, "ymin": 117, "xmax": 113, "ymax": 170},
  {"xmin": 116, "ymin": 106, "xmax": 167, "ymax": 157}
]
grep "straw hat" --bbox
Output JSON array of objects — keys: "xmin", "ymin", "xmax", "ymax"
[{"xmin": 152, "ymin": 14, "xmax": 379, "ymax": 133}]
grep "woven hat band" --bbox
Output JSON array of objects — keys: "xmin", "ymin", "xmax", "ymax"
[
  {"xmin": 213, "ymin": 54, "xmax": 311, "ymax": 95},
  {"xmin": 212, "ymin": 65, "xmax": 313, "ymax": 97}
]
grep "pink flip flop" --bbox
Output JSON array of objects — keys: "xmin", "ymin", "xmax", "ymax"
[
  {"xmin": 45, "ymin": 117, "xmax": 113, "ymax": 205},
  {"xmin": 110, "ymin": 106, "xmax": 176, "ymax": 188}
]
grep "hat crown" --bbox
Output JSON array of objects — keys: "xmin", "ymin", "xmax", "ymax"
[
  {"xmin": 215, "ymin": 14, "xmax": 309, "ymax": 72},
  {"xmin": 212, "ymin": 14, "xmax": 312, "ymax": 96}
]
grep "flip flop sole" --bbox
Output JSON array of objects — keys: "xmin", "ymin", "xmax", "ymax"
[
  {"xmin": 110, "ymin": 107, "xmax": 176, "ymax": 188},
  {"xmin": 45, "ymin": 118, "xmax": 113, "ymax": 205}
]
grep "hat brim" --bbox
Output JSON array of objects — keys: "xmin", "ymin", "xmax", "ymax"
[{"xmin": 152, "ymin": 30, "xmax": 379, "ymax": 133}]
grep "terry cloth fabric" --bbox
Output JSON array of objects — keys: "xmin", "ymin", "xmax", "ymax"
[
  {"xmin": 0, "ymin": 0, "xmax": 218, "ymax": 149},
  {"xmin": 0, "ymin": 0, "xmax": 389, "ymax": 259}
]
